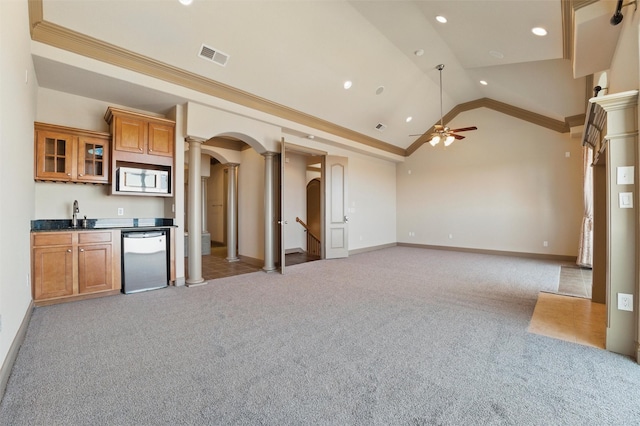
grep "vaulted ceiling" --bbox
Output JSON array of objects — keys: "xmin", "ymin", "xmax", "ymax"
[{"xmin": 30, "ymin": 1, "xmax": 615, "ymax": 156}]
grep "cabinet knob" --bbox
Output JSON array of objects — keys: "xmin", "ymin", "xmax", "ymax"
[
  {"xmin": 149, "ymin": 149, "xmax": 153, "ymax": 152},
  {"xmin": 66, "ymin": 249, "xmax": 72, "ymax": 253},
  {"xmin": 67, "ymin": 173, "xmax": 71, "ymax": 176},
  {"xmin": 139, "ymin": 148, "xmax": 143, "ymax": 152},
  {"xmin": 79, "ymin": 173, "xmax": 84, "ymax": 177},
  {"xmin": 79, "ymin": 248, "xmax": 84, "ymax": 252}
]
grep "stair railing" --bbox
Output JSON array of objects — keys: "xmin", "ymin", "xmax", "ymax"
[{"xmin": 295, "ymin": 217, "xmax": 321, "ymax": 257}]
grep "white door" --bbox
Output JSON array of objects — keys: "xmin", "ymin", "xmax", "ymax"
[{"xmin": 324, "ymin": 155, "xmax": 348, "ymax": 259}]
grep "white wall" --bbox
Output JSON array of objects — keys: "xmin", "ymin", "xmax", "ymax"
[
  {"xmin": 207, "ymin": 162, "xmax": 226, "ymax": 244},
  {"xmin": 283, "ymin": 152, "xmax": 307, "ymax": 251},
  {"xmin": 238, "ymin": 149, "xmax": 265, "ymax": 260},
  {"xmin": 34, "ymin": 89, "xmax": 168, "ymax": 219},
  {"xmin": 284, "ymin": 135, "xmax": 398, "ymax": 252},
  {"xmin": 0, "ymin": 0, "xmax": 38, "ymax": 378},
  {"xmin": 397, "ymin": 107, "xmax": 583, "ymax": 256},
  {"xmin": 608, "ymin": 10, "xmax": 639, "ymax": 93}
]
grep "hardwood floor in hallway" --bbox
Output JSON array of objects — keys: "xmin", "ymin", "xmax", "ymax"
[{"xmin": 186, "ymin": 244, "xmax": 321, "ymax": 281}]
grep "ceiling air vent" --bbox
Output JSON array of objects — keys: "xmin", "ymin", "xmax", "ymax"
[
  {"xmin": 375, "ymin": 123, "xmax": 387, "ymax": 132},
  {"xmin": 198, "ymin": 44, "xmax": 230, "ymax": 67}
]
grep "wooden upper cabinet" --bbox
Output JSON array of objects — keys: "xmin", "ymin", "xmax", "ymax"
[
  {"xmin": 148, "ymin": 122, "xmax": 174, "ymax": 157},
  {"xmin": 35, "ymin": 130, "xmax": 75, "ymax": 181},
  {"xmin": 77, "ymin": 135, "xmax": 109, "ymax": 183},
  {"xmin": 105, "ymin": 107, "xmax": 175, "ymax": 160},
  {"xmin": 113, "ymin": 115, "xmax": 146, "ymax": 154},
  {"xmin": 34, "ymin": 123, "xmax": 109, "ymax": 184}
]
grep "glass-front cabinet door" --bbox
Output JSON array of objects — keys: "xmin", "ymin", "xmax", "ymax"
[
  {"xmin": 77, "ymin": 136, "xmax": 109, "ymax": 183},
  {"xmin": 35, "ymin": 131, "xmax": 74, "ymax": 181},
  {"xmin": 35, "ymin": 123, "xmax": 111, "ymax": 184}
]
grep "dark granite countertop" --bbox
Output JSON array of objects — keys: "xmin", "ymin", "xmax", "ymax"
[{"xmin": 31, "ymin": 218, "xmax": 175, "ymax": 232}]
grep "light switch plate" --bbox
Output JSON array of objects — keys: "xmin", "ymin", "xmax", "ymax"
[
  {"xmin": 619, "ymin": 192, "xmax": 633, "ymax": 209},
  {"xmin": 617, "ymin": 166, "xmax": 634, "ymax": 185}
]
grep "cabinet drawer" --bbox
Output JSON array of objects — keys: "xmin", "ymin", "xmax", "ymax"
[
  {"xmin": 32, "ymin": 233, "xmax": 73, "ymax": 247},
  {"xmin": 78, "ymin": 231, "xmax": 112, "ymax": 244}
]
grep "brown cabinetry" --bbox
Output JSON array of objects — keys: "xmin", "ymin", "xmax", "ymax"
[
  {"xmin": 31, "ymin": 230, "xmax": 121, "ymax": 306},
  {"xmin": 105, "ymin": 107, "xmax": 174, "ymax": 160},
  {"xmin": 34, "ymin": 123, "xmax": 110, "ymax": 184},
  {"xmin": 104, "ymin": 107, "xmax": 175, "ymax": 196}
]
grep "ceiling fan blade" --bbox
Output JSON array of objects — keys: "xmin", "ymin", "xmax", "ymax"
[
  {"xmin": 453, "ymin": 134, "xmax": 466, "ymax": 140},
  {"xmin": 449, "ymin": 126, "xmax": 477, "ymax": 133}
]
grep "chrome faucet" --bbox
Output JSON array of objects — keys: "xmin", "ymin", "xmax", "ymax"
[{"xmin": 71, "ymin": 200, "xmax": 80, "ymax": 228}]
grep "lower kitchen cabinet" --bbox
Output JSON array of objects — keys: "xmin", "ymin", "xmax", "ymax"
[{"xmin": 31, "ymin": 230, "xmax": 121, "ymax": 306}]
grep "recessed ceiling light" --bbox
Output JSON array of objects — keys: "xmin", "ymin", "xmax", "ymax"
[
  {"xmin": 531, "ymin": 27, "xmax": 547, "ymax": 36},
  {"xmin": 436, "ymin": 16, "xmax": 447, "ymax": 23},
  {"xmin": 179, "ymin": 0, "xmax": 193, "ymax": 5},
  {"xmin": 343, "ymin": 80, "xmax": 353, "ymax": 90},
  {"xmin": 489, "ymin": 50, "xmax": 504, "ymax": 59},
  {"xmin": 376, "ymin": 86, "xmax": 385, "ymax": 95},
  {"xmin": 406, "ymin": 116, "xmax": 413, "ymax": 123},
  {"xmin": 414, "ymin": 49, "xmax": 425, "ymax": 57},
  {"xmin": 480, "ymin": 80, "xmax": 488, "ymax": 86}
]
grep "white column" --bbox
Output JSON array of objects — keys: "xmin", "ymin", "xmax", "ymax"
[
  {"xmin": 592, "ymin": 90, "xmax": 639, "ymax": 359},
  {"xmin": 263, "ymin": 152, "xmax": 277, "ymax": 272},
  {"xmin": 186, "ymin": 137, "xmax": 206, "ymax": 286},
  {"xmin": 201, "ymin": 177, "xmax": 208, "ymax": 233},
  {"xmin": 226, "ymin": 163, "xmax": 239, "ymax": 262}
]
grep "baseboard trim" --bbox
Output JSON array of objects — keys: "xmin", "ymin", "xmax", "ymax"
[
  {"xmin": 397, "ymin": 243, "xmax": 577, "ymax": 263},
  {"xmin": 349, "ymin": 242, "xmax": 397, "ymax": 256},
  {"xmin": 285, "ymin": 248, "xmax": 304, "ymax": 254},
  {"xmin": 0, "ymin": 300, "xmax": 34, "ymax": 404}
]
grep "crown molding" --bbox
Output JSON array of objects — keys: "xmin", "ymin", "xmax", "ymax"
[
  {"xmin": 28, "ymin": 3, "xmax": 404, "ymax": 158},
  {"xmin": 28, "ymin": 0, "xmax": 585, "ymax": 159}
]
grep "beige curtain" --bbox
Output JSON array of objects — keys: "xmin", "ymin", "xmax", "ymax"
[{"xmin": 577, "ymin": 146, "xmax": 593, "ymax": 267}]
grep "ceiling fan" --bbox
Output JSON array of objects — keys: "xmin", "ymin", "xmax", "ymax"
[{"xmin": 412, "ymin": 64, "xmax": 477, "ymax": 147}]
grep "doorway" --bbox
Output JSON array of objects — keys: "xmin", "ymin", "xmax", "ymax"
[{"xmin": 281, "ymin": 148, "xmax": 323, "ymax": 269}]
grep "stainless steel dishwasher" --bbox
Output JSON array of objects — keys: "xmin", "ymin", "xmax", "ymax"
[{"xmin": 122, "ymin": 230, "xmax": 168, "ymax": 294}]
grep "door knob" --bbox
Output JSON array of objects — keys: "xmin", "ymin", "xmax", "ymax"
[{"xmin": 344, "ymin": 216, "xmax": 349, "ymax": 223}]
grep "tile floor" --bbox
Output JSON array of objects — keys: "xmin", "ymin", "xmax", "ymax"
[
  {"xmin": 187, "ymin": 245, "xmax": 320, "ymax": 281},
  {"xmin": 528, "ymin": 265, "xmax": 606, "ymax": 349},
  {"xmin": 557, "ymin": 265, "xmax": 592, "ymax": 299},
  {"xmin": 529, "ymin": 292, "xmax": 606, "ymax": 349}
]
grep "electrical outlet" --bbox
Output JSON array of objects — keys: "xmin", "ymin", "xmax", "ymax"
[
  {"xmin": 117, "ymin": 208, "xmax": 124, "ymax": 216},
  {"xmin": 618, "ymin": 293, "xmax": 633, "ymax": 312}
]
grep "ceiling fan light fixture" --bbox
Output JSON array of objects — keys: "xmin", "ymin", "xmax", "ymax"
[
  {"xmin": 435, "ymin": 15, "xmax": 447, "ymax": 23},
  {"xmin": 480, "ymin": 80, "xmax": 488, "ymax": 86},
  {"xmin": 444, "ymin": 135, "xmax": 455, "ymax": 146},
  {"xmin": 429, "ymin": 135, "xmax": 441, "ymax": 146}
]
